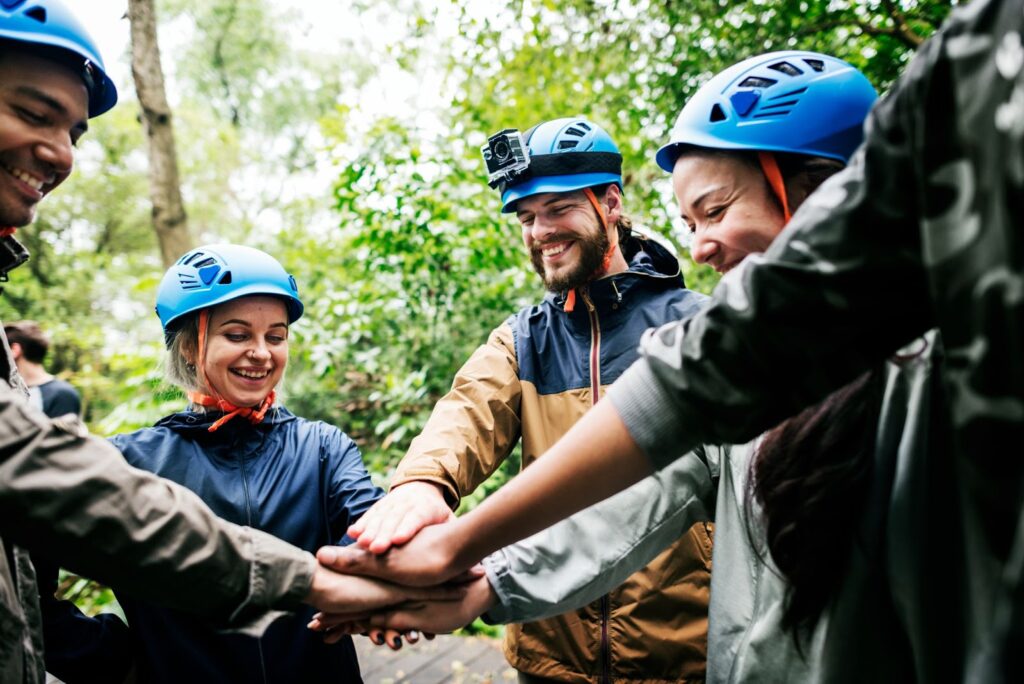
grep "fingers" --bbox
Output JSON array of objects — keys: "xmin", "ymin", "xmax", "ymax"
[
  {"xmin": 349, "ymin": 482, "xmax": 452, "ymax": 554},
  {"xmin": 383, "ymin": 628, "xmax": 403, "ymax": 650},
  {"xmin": 316, "ymin": 546, "xmax": 378, "ymax": 576},
  {"xmin": 387, "ymin": 507, "xmax": 456, "ymax": 550}
]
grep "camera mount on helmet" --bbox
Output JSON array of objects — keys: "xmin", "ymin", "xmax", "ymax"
[{"xmin": 482, "ymin": 129, "xmax": 531, "ymax": 189}]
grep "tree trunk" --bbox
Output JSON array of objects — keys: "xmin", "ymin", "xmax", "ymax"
[{"xmin": 128, "ymin": 0, "xmax": 193, "ymax": 268}]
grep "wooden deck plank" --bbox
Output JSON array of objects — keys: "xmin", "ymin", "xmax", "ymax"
[{"xmin": 354, "ymin": 634, "xmax": 514, "ymax": 683}]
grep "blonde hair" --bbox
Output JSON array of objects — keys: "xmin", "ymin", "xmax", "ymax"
[{"xmin": 164, "ymin": 313, "xmax": 202, "ymax": 393}]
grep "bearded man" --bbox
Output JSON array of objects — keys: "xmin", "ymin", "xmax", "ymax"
[{"xmin": 348, "ymin": 117, "xmax": 713, "ymax": 684}]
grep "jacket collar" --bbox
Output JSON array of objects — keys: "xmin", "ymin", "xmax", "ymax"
[
  {"xmin": 156, "ymin": 404, "xmax": 298, "ymax": 435},
  {"xmin": 549, "ymin": 234, "xmax": 684, "ymax": 314}
]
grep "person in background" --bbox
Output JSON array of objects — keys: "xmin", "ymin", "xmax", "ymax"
[{"xmin": 5, "ymin": 321, "xmax": 80, "ymax": 417}]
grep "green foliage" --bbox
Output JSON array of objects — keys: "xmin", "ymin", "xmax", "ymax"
[
  {"xmin": 456, "ymin": 618, "xmax": 505, "ymax": 639},
  {"xmin": 280, "ymin": 114, "xmax": 537, "ymax": 476}
]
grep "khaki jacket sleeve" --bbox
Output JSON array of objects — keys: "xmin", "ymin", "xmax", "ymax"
[
  {"xmin": 0, "ymin": 381, "xmax": 314, "ymax": 629},
  {"xmin": 392, "ymin": 322, "xmax": 521, "ymax": 506}
]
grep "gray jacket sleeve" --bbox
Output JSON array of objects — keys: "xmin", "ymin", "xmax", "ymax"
[
  {"xmin": 482, "ymin": 444, "xmax": 721, "ymax": 624},
  {"xmin": 0, "ymin": 381, "xmax": 315, "ymax": 629}
]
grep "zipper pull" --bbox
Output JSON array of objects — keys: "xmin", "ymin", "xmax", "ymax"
[{"xmin": 581, "ymin": 288, "xmax": 596, "ymax": 312}]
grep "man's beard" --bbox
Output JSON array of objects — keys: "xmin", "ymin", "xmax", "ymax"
[{"xmin": 530, "ymin": 224, "xmax": 610, "ymax": 292}]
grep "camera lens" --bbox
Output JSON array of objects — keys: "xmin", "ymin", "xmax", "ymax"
[{"xmin": 494, "ymin": 140, "xmax": 511, "ymax": 162}]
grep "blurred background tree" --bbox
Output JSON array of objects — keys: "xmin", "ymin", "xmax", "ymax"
[{"xmin": 1, "ymin": 0, "xmax": 955, "ymax": 520}]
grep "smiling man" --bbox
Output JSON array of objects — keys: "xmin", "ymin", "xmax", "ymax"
[{"xmin": 347, "ymin": 117, "xmax": 712, "ymax": 683}]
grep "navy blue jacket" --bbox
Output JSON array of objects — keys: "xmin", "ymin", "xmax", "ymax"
[{"xmin": 103, "ymin": 406, "xmax": 382, "ymax": 684}]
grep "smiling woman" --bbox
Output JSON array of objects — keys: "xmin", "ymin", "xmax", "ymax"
[{"xmin": 38, "ymin": 244, "xmax": 390, "ymax": 683}]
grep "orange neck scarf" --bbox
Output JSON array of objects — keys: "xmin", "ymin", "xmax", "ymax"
[{"xmin": 186, "ymin": 308, "xmax": 276, "ymax": 432}]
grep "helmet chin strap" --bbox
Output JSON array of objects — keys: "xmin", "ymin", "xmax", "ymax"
[
  {"xmin": 757, "ymin": 152, "xmax": 792, "ymax": 223},
  {"xmin": 563, "ymin": 187, "xmax": 619, "ymax": 313},
  {"xmin": 186, "ymin": 308, "xmax": 275, "ymax": 432}
]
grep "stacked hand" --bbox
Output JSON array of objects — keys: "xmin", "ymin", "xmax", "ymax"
[{"xmin": 306, "ymin": 481, "xmax": 497, "ymax": 646}]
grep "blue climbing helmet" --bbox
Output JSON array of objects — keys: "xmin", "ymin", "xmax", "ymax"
[
  {"xmin": 655, "ymin": 51, "xmax": 877, "ymax": 172},
  {"xmin": 156, "ymin": 244, "xmax": 304, "ymax": 341},
  {"xmin": 0, "ymin": 0, "xmax": 118, "ymax": 117},
  {"xmin": 482, "ymin": 117, "xmax": 623, "ymax": 213}
]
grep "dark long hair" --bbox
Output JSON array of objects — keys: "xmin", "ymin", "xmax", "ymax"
[{"xmin": 749, "ymin": 371, "xmax": 883, "ymax": 638}]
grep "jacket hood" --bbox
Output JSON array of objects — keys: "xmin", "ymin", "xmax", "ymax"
[{"xmin": 621, "ymin": 233, "xmax": 684, "ymax": 281}]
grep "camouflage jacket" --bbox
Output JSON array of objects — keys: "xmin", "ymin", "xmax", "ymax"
[
  {"xmin": 609, "ymin": 0, "xmax": 1024, "ymax": 680},
  {"xmin": 0, "ymin": 236, "xmax": 315, "ymax": 684}
]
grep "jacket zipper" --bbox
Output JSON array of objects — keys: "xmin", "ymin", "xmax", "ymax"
[
  {"xmin": 581, "ymin": 290, "xmax": 612, "ymax": 684},
  {"xmin": 237, "ymin": 434, "xmax": 270, "ymax": 684}
]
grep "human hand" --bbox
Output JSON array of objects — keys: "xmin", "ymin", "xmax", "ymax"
[
  {"xmin": 303, "ymin": 562, "xmax": 466, "ymax": 614},
  {"xmin": 309, "ymin": 574, "xmax": 497, "ymax": 641},
  {"xmin": 347, "ymin": 481, "xmax": 454, "ymax": 554},
  {"xmin": 319, "ymin": 520, "xmax": 476, "ymax": 587}
]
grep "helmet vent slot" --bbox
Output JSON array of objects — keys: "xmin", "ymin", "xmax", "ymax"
[
  {"xmin": 218, "ymin": 271, "xmax": 233, "ymax": 285},
  {"xmin": 768, "ymin": 61, "xmax": 802, "ymax": 77},
  {"xmin": 738, "ymin": 76, "xmax": 776, "ymax": 89},
  {"xmin": 192, "ymin": 257, "xmax": 217, "ymax": 269},
  {"xmin": 181, "ymin": 251, "xmax": 205, "ymax": 265},
  {"xmin": 769, "ymin": 87, "xmax": 806, "ymax": 100},
  {"xmin": 177, "ymin": 274, "xmax": 201, "ymax": 290},
  {"xmin": 575, "ymin": 122, "xmax": 592, "ymax": 131},
  {"xmin": 760, "ymin": 100, "xmax": 797, "ymax": 110},
  {"xmin": 565, "ymin": 126, "xmax": 586, "ymax": 137},
  {"xmin": 24, "ymin": 7, "xmax": 46, "ymax": 23},
  {"xmin": 558, "ymin": 140, "xmax": 579, "ymax": 149},
  {"xmin": 804, "ymin": 58, "xmax": 825, "ymax": 72},
  {"xmin": 709, "ymin": 104, "xmax": 727, "ymax": 122}
]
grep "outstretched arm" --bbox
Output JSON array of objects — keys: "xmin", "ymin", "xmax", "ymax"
[
  {"xmin": 318, "ymin": 398, "xmax": 651, "ymax": 586},
  {"xmin": 348, "ymin": 323, "xmax": 522, "ymax": 553}
]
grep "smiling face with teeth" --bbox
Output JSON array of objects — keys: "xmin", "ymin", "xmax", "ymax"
[
  {"xmin": 515, "ymin": 185, "xmax": 627, "ymax": 292},
  {"xmin": 0, "ymin": 51, "xmax": 89, "ymax": 228},
  {"xmin": 197, "ymin": 296, "xmax": 289, "ymax": 408}
]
